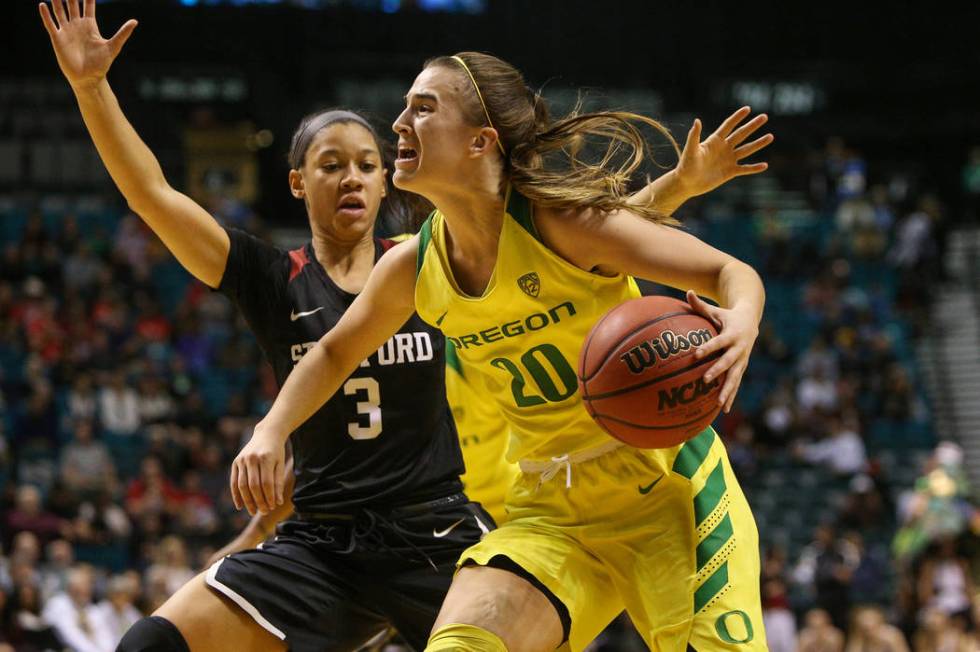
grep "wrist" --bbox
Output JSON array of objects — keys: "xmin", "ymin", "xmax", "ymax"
[{"xmin": 71, "ymin": 77, "xmax": 108, "ymax": 99}]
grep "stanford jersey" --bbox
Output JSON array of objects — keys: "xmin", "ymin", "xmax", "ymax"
[{"xmin": 217, "ymin": 228, "xmax": 464, "ymax": 513}]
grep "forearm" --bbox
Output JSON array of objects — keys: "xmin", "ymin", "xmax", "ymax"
[
  {"xmin": 627, "ymin": 169, "xmax": 690, "ymax": 216},
  {"xmin": 258, "ymin": 340, "xmax": 350, "ymax": 440},
  {"xmin": 73, "ymin": 80, "xmax": 170, "ymax": 213},
  {"xmin": 717, "ymin": 259, "xmax": 765, "ymax": 320}
]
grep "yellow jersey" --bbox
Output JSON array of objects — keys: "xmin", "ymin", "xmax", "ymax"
[
  {"xmin": 415, "ymin": 188, "xmax": 640, "ymax": 461},
  {"xmin": 445, "ymin": 342, "xmax": 519, "ymax": 524}
]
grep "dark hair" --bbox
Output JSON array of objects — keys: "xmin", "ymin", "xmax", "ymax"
[
  {"xmin": 425, "ymin": 53, "xmax": 680, "ymax": 224},
  {"xmin": 288, "ymin": 109, "xmax": 431, "ymax": 234}
]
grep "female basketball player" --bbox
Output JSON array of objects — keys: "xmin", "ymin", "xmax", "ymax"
[
  {"xmin": 39, "ymin": 4, "xmax": 769, "ymax": 650},
  {"xmin": 230, "ymin": 52, "xmax": 772, "ymax": 652}
]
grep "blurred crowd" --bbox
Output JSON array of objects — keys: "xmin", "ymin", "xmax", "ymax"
[{"xmin": 1, "ymin": 138, "xmax": 979, "ymax": 651}]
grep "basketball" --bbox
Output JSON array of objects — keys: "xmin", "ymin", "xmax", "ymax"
[{"xmin": 578, "ymin": 296, "xmax": 725, "ymax": 448}]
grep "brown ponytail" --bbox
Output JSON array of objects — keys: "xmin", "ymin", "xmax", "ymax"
[{"xmin": 427, "ymin": 52, "xmax": 680, "ymax": 224}]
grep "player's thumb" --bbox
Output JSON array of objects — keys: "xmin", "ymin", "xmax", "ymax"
[{"xmin": 107, "ymin": 19, "xmax": 137, "ymax": 57}]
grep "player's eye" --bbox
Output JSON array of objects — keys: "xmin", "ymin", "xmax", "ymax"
[
  {"xmin": 321, "ymin": 163, "xmax": 340, "ymax": 172},
  {"xmin": 360, "ymin": 163, "xmax": 377, "ymax": 172}
]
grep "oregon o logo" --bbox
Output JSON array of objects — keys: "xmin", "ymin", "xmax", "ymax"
[{"xmin": 715, "ymin": 610, "xmax": 754, "ymax": 644}]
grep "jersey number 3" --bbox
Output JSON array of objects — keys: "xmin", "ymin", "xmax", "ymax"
[{"xmin": 343, "ymin": 377, "xmax": 382, "ymax": 439}]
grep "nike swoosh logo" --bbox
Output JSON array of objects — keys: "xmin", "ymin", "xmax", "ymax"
[
  {"xmin": 435, "ymin": 311, "xmax": 448, "ymax": 326},
  {"xmin": 638, "ymin": 475, "xmax": 664, "ymax": 495},
  {"xmin": 433, "ymin": 518, "xmax": 466, "ymax": 538},
  {"xmin": 290, "ymin": 307, "xmax": 325, "ymax": 321}
]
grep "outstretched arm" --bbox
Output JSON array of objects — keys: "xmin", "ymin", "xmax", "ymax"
[
  {"xmin": 629, "ymin": 106, "xmax": 773, "ymax": 215},
  {"xmin": 39, "ymin": 0, "xmax": 229, "ymax": 287},
  {"xmin": 230, "ymin": 240, "xmax": 419, "ymax": 516}
]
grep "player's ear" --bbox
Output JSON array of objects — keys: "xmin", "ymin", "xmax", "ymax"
[
  {"xmin": 288, "ymin": 169, "xmax": 305, "ymax": 199},
  {"xmin": 469, "ymin": 127, "xmax": 500, "ymax": 159}
]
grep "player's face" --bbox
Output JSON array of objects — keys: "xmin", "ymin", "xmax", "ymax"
[
  {"xmin": 391, "ymin": 66, "xmax": 483, "ymax": 193},
  {"xmin": 294, "ymin": 123, "xmax": 387, "ymax": 238}
]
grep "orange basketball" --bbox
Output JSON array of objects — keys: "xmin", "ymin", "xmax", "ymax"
[{"xmin": 577, "ymin": 296, "xmax": 725, "ymax": 448}]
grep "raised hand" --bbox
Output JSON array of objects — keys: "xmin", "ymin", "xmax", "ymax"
[
  {"xmin": 674, "ymin": 106, "xmax": 774, "ymax": 198},
  {"xmin": 38, "ymin": 0, "xmax": 138, "ymax": 91}
]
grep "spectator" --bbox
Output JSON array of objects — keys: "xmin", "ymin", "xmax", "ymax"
[
  {"xmin": 124, "ymin": 457, "xmax": 181, "ymax": 523},
  {"xmin": 98, "ymin": 370, "xmax": 141, "ymax": 437},
  {"xmin": 797, "ymin": 366, "xmax": 839, "ymax": 414},
  {"xmin": 7, "ymin": 581, "xmax": 63, "ymax": 652},
  {"xmin": 762, "ymin": 577, "xmax": 796, "ymax": 652},
  {"xmin": 41, "ymin": 564, "xmax": 102, "ymax": 652},
  {"xmin": 143, "ymin": 536, "xmax": 193, "ymax": 611},
  {"xmin": 91, "ymin": 573, "xmax": 142, "ymax": 651},
  {"xmin": 66, "ymin": 373, "xmax": 99, "ymax": 425},
  {"xmin": 59, "ymin": 418, "xmax": 116, "ymax": 497},
  {"xmin": 799, "ymin": 414, "xmax": 867, "ymax": 476},
  {"xmin": 845, "ymin": 606, "xmax": 910, "ymax": 652},
  {"xmin": 38, "ymin": 538, "xmax": 74, "ymax": 602},
  {"xmin": 916, "ymin": 537, "xmax": 974, "ymax": 623},
  {"xmin": 793, "ymin": 525, "xmax": 861, "ymax": 630},
  {"xmin": 4, "ymin": 485, "xmax": 69, "ymax": 546},
  {"xmin": 798, "ymin": 608, "xmax": 845, "ymax": 652},
  {"xmin": 136, "ymin": 375, "xmax": 176, "ymax": 425},
  {"xmin": 913, "ymin": 608, "xmax": 975, "ymax": 652}
]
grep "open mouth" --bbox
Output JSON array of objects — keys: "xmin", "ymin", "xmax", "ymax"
[
  {"xmin": 337, "ymin": 196, "xmax": 366, "ymax": 212},
  {"xmin": 396, "ymin": 145, "xmax": 419, "ymax": 167}
]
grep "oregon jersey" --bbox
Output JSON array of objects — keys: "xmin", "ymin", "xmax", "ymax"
[
  {"xmin": 445, "ymin": 343, "xmax": 519, "ymax": 524},
  {"xmin": 415, "ymin": 188, "xmax": 640, "ymax": 462}
]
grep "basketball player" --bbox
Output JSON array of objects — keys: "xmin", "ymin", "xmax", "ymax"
[
  {"xmin": 40, "ymin": 5, "xmax": 770, "ymax": 651},
  {"xmin": 40, "ymin": 3, "xmax": 491, "ymax": 650},
  {"xmin": 231, "ymin": 53, "xmax": 771, "ymax": 651}
]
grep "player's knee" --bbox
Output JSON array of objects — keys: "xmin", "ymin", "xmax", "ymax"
[
  {"xmin": 426, "ymin": 623, "xmax": 508, "ymax": 652},
  {"xmin": 116, "ymin": 616, "xmax": 190, "ymax": 652}
]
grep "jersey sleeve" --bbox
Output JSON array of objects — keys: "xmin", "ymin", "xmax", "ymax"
[{"xmin": 217, "ymin": 227, "xmax": 288, "ymax": 322}]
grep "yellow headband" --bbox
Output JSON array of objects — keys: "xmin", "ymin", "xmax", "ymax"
[{"xmin": 451, "ymin": 55, "xmax": 506, "ymax": 156}]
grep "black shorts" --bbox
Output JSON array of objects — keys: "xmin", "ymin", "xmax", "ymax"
[{"xmin": 205, "ymin": 494, "xmax": 492, "ymax": 652}]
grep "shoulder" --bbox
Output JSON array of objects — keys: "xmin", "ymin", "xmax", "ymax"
[{"xmin": 532, "ymin": 203, "xmax": 621, "ymax": 272}]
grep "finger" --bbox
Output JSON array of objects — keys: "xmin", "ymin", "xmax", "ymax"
[
  {"xmin": 66, "ymin": 0, "xmax": 79, "ymax": 19},
  {"xmin": 276, "ymin": 461, "xmax": 286, "ymax": 506},
  {"xmin": 239, "ymin": 465, "xmax": 258, "ymax": 516},
  {"xmin": 39, "ymin": 3, "xmax": 58, "ymax": 35},
  {"xmin": 230, "ymin": 463, "xmax": 242, "ymax": 511},
  {"xmin": 704, "ymin": 346, "xmax": 742, "ymax": 383},
  {"xmin": 682, "ymin": 118, "xmax": 702, "ymax": 156},
  {"xmin": 107, "ymin": 19, "xmax": 138, "ymax": 57},
  {"xmin": 734, "ymin": 134, "xmax": 775, "ymax": 161},
  {"xmin": 686, "ymin": 290, "xmax": 722, "ymax": 329},
  {"xmin": 734, "ymin": 162, "xmax": 770, "ymax": 177},
  {"xmin": 247, "ymin": 460, "xmax": 270, "ymax": 514},
  {"xmin": 695, "ymin": 330, "xmax": 733, "ymax": 360},
  {"xmin": 51, "ymin": 0, "xmax": 68, "ymax": 26},
  {"xmin": 720, "ymin": 361, "xmax": 748, "ymax": 412},
  {"xmin": 260, "ymin": 458, "xmax": 278, "ymax": 512},
  {"xmin": 727, "ymin": 114, "xmax": 768, "ymax": 146},
  {"xmin": 712, "ymin": 106, "xmax": 752, "ymax": 140},
  {"xmin": 83, "ymin": 0, "xmax": 94, "ymax": 18}
]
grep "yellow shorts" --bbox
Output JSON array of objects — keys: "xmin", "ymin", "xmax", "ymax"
[{"xmin": 458, "ymin": 428, "xmax": 766, "ymax": 651}]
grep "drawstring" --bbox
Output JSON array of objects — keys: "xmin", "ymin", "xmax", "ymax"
[
  {"xmin": 341, "ymin": 508, "xmax": 439, "ymax": 573},
  {"xmin": 539, "ymin": 454, "xmax": 573, "ymax": 489}
]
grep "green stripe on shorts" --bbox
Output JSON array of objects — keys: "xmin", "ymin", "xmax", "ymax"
[
  {"xmin": 672, "ymin": 428, "xmax": 715, "ymax": 479},
  {"xmin": 694, "ymin": 560, "xmax": 729, "ymax": 613},
  {"xmin": 693, "ymin": 460, "xmax": 727, "ymax": 526},
  {"xmin": 696, "ymin": 512, "xmax": 733, "ymax": 571}
]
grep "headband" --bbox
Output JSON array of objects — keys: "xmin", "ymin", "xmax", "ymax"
[
  {"xmin": 289, "ymin": 110, "xmax": 376, "ymax": 169},
  {"xmin": 451, "ymin": 55, "xmax": 506, "ymax": 156}
]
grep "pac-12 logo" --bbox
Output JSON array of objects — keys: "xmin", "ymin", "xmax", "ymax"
[{"xmin": 517, "ymin": 272, "xmax": 540, "ymax": 297}]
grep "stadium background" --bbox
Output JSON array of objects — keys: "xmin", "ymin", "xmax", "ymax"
[{"xmin": 1, "ymin": 1, "xmax": 979, "ymax": 649}]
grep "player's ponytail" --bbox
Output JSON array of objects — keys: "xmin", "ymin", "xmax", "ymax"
[{"xmin": 427, "ymin": 52, "xmax": 680, "ymax": 224}]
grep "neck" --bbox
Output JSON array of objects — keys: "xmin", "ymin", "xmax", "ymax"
[
  {"xmin": 430, "ymin": 165, "xmax": 506, "ymax": 263},
  {"xmin": 308, "ymin": 221, "xmax": 377, "ymax": 293}
]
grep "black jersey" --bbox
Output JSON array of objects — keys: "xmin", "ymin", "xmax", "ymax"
[{"xmin": 217, "ymin": 228, "xmax": 464, "ymax": 513}]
